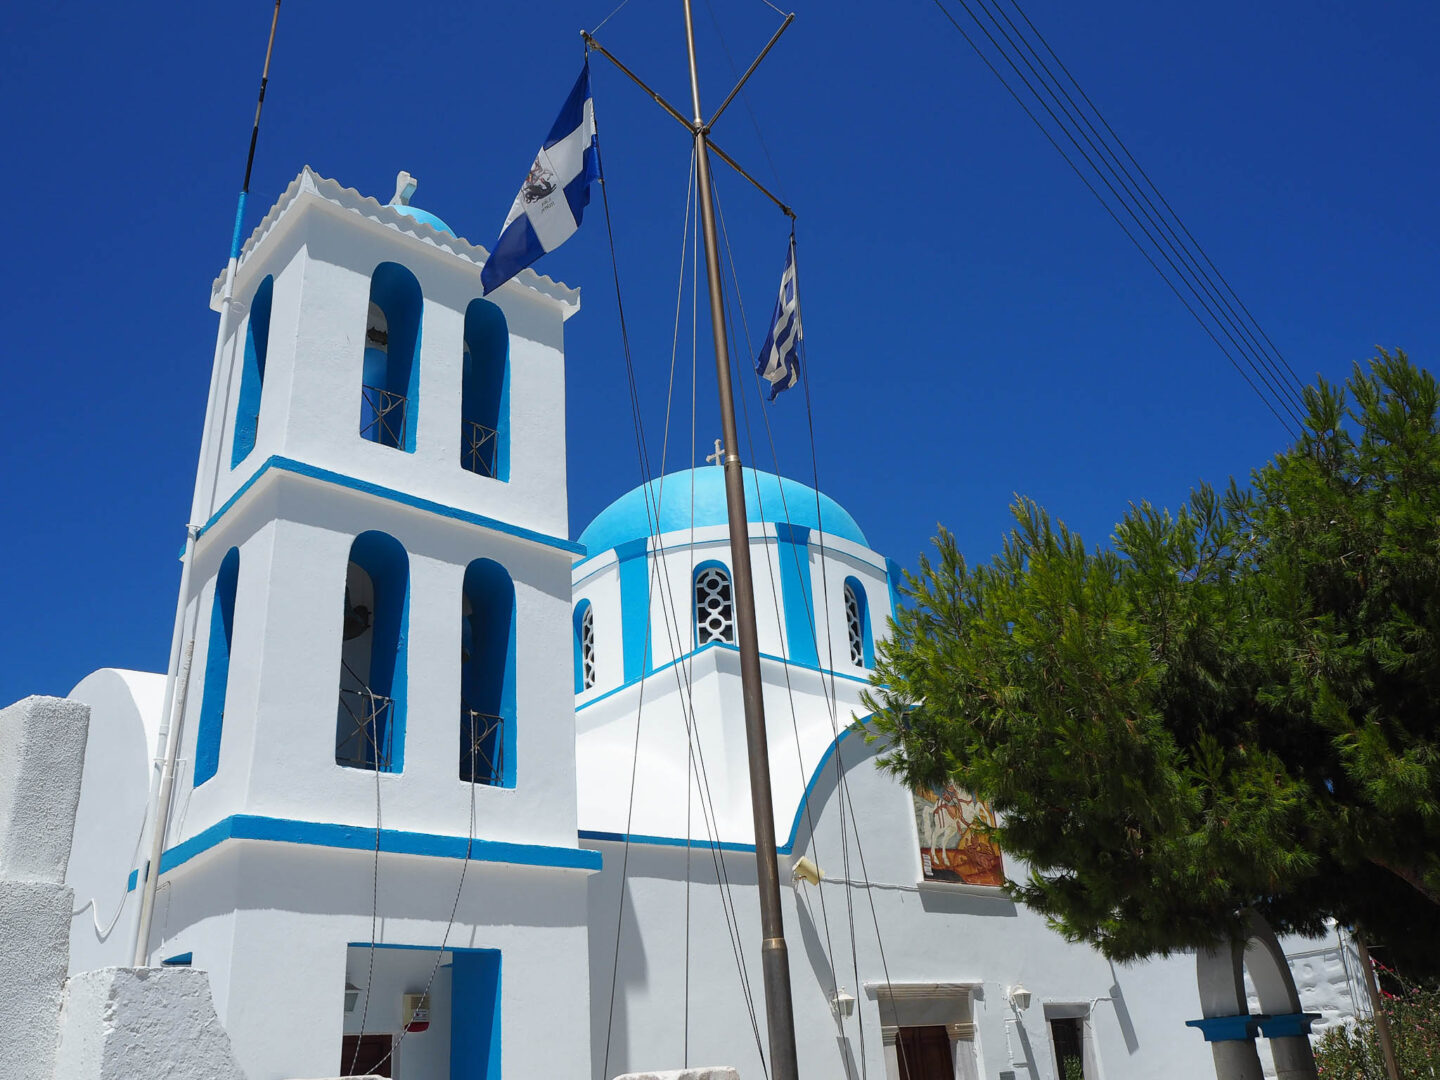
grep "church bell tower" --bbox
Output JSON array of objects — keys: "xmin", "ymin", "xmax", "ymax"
[{"xmin": 138, "ymin": 168, "xmax": 598, "ymax": 1080}]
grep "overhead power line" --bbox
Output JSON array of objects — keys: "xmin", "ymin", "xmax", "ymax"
[{"xmin": 931, "ymin": 0, "xmax": 1311, "ymax": 439}]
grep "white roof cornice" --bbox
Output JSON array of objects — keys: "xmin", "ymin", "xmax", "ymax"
[{"xmin": 210, "ymin": 166, "xmax": 579, "ymax": 315}]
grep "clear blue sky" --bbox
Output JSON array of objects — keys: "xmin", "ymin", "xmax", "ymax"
[{"xmin": 2, "ymin": 0, "xmax": 1437, "ymax": 705}]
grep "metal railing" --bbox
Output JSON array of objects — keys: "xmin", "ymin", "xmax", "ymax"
[
  {"xmin": 462, "ymin": 419, "xmax": 499, "ymax": 477},
  {"xmin": 460, "ymin": 707, "xmax": 505, "ymax": 785},
  {"xmin": 361, "ymin": 384, "xmax": 409, "ymax": 449},
  {"xmin": 337, "ymin": 683, "xmax": 395, "ymax": 770}
]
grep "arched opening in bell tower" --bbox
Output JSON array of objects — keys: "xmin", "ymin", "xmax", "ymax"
[
  {"xmin": 460, "ymin": 558, "xmax": 516, "ymax": 787},
  {"xmin": 231, "ymin": 276, "xmax": 273, "ymax": 467},
  {"xmin": 359, "ymin": 262, "xmax": 423, "ymax": 452},
  {"xmin": 193, "ymin": 547, "xmax": 240, "ymax": 785},
  {"xmin": 336, "ymin": 531, "xmax": 409, "ymax": 771},
  {"xmin": 844, "ymin": 576, "xmax": 875, "ymax": 669},
  {"xmin": 461, "ymin": 298, "xmax": 510, "ymax": 480}
]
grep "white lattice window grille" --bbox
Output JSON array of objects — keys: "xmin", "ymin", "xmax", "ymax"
[
  {"xmin": 695, "ymin": 566, "xmax": 735, "ymax": 645},
  {"xmin": 845, "ymin": 582, "xmax": 865, "ymax": 666},
  {"xmin": 581, "ymin": 604, "xmax": 596, "ymax": 689}
]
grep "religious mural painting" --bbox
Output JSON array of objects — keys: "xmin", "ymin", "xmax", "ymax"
[{"xmin": 913, "ymin": 782, "xmax": 1005, "ymax": 886}]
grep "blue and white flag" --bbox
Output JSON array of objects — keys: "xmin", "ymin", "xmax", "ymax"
[
  {"xmin": 755, "ymin": 234, "xmax": 802, "ymax": 399},
  {"xmin": 481, "ymin": 63, "xmax": 600, "ymax": 295}
]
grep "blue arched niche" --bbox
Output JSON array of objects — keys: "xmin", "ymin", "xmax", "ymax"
[
  {"xmin": 573, "ymin": 599, "xmax": 592, "ymax": 694},
  {"xmin": 193, "ymin": 547, "xmax": 240, "ymax": 786},
  {"xmin": 360, "ymin": 262, "xmax": 423, "ymax": 452},
  {"xmin": 844, "ymin": 576, "xmax": 875, "ymax": 669},
  {"xmin": 336, "ymin": 531, "xmax": 409, "ymax": 771},
  {"xmin": 461, "ymin": 299, "xmax": 510, "ymax": 481},
  {"xmin": 231, "ymin": 276, "xmax": 273, "ymax": 467},
  {"xmin": 460, "ymin": 559, "xmax": 516, "ymax": 787}
]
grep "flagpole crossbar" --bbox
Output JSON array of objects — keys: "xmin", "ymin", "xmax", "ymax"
[{"xmin": 581, "ymin": 28, "xmax": 795, "ymax": 220}]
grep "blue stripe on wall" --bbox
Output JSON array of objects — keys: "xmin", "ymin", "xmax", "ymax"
[
  {"xmin": 158, "ymin": 814, "xmax": 601, "ymax": 876},
  {"xmin": 616, "ymin": 538, "xmax": 650, "ymax": 681},
  {"xmin": 774, "ymin": 522, "xmax": 818, "ymax": 667},
  {"xmin": 197, "ymin": 456, "xmax": 586, "ymax": 556}
]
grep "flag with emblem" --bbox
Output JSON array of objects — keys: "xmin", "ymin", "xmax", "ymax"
[
  {"xmin": 755, "ymin": 234, "xmax": 802, "ymax": 399},
  {"xmin": 481, "ymin": 63, "xmax": 600, "ymax": 294}
]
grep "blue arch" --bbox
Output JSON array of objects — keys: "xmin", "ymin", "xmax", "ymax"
[
  {"xmin": 231, "ymin": 276, "xmax": 273, "ymax": 467},
  {"xmin": 461, "ymin": 559, "xmax": 516, "ymax": 787},
  {"xmin": 338, "ymin": 531, "xmax": 409, "ymax": 771},
  {"xmin": 462, "ymin": 299, "xmax": 510, "ymax": 481},
  {"xmin": 844, "ymin": 576, "xmax": 875, "ymax": 669},
  {"xmin": 193, "ymin": 547, "xmax": 240, "ymax": 786},
  {"xmin": 573, "ymin": 598, "xmax": 593, "ymax": 694},
  {"xmin": 361, "ymin": 262, "xmax": 423, "ymax": 452}
]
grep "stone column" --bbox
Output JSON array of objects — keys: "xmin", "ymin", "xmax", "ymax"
[
  {"xmin": 1258, "ymin": 1013, "xmax": 1321, "ymax": 1080},
  {"xmin": 881, "ymin": 1026, "xmax": 901, "ymax": 1080},
  {"xmin": 1185, "ymin": 1015, "xmax": 1265, "ymax": 1080},
  {"xmin": 947, "ymin": 1021, "xmax": 979, "ymax": 1080}
]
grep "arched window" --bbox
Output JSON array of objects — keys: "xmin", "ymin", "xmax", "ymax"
[
  {"xmin": 193, "ymin": 547, "xmax": 240, "ymax": 785},
  {"xmin": 336, "ymin": 532, "xmax": 409, "ymax": 771},
  {"xmin": 694, "ymin": 563, "xmax": 735, "ymax": 646},
  {"xmin": 231, "ymin": 276, "xmax": 273, "ymax": 467},
  {"xmin": 359, "ymin": 262, "xmax": 422, "ymax": 452},
  {"xmin": 573, "ymin": 600, "xmax": 595, "ymax": 692},
  {"xmin": 460, "ymin": 559, "xmax": 516, "ymax": 787},
  {"xmin": 844, "ymin": 577, "xmax": 874, "ymax": 668},
  {"xmin": 461, "ymin": 299, "xmax": 509, "ymax": 480}
]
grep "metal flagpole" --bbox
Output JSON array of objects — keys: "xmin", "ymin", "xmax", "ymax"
[
  {"xmin": 132, "ymin": 0, "xmax": 284, "ymax": 967},
  {"xmin": 680, "ymin": 3, "xmax": 801, "ymax": 1077}
]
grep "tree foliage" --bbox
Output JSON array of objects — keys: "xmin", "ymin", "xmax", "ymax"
[{"xmin": 864, "ymin": 350, "xmax": 1440, "ymax": 972}]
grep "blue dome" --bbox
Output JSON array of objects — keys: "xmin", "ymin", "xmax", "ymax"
[
  {"xmin": 579, "ymin": 467, "xmax": 870, "ymax": 554},
  {"xmin": 391, "ymin": 203, "xmax": 454, "ymax": 236}
]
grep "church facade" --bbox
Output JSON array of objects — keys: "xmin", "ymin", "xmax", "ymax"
[{"xmin": 55, "ymin": 169, "xmax": 1359, "ymax": 1080}]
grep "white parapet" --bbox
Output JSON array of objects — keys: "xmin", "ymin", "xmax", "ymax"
[
  {"xmin": 54, "ymin": 967, "xmax": 246, "ymax": 1080},
  {"xmin": 614, "ymin": 1070, "xmax": 741, "ymax": 1080},
  {"xmin": 0, "ymin": 879, "xmax": 75, "ymax": 1080},
  {"xmin": 0, "ymin": 696, "xmax": 91, "ymax": 884}
]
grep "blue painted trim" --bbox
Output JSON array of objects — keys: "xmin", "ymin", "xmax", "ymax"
[
  {"xmin": 885, "ymin": 558, "xmax": 905, "ymax": 621},
  {"xmin": 616, "ymin": 538, "xmax": 650, "ymax": 681},
  {"xmin": 776, "ymin": 524, "xmax": 819, "ymax": 668},
  {"xmin": 195, "ymin": 456, "xmax": 586, "ymax": 555},
  {"xmin": 1185, "ymin": 1015, "xmax": 1265, "ymax": 1042},
  {"xmin": 573, "ymin": 599, "xmax": 592, "ymax": 694},
  {"xmin": 346, "ymin": 941, "xmax": 499, "ymax": 953},
  {"xmin": 126, "ymin": 868, "xmax": 139, "ymax": 892},
  {"xmin": 162, "ymin": 952, "xmax": 193, "ymax": 966},
  {"xmin": 578, "ymin": 716, "xmax": 874, "ymax": 855},
  {"xmin": 194, "ymin": 547, "xmax": 240, "ymax": 786},
  {"xmin": 845, "ymin": 576, "xmax": 876, "ymax": 669},
  {"xmin": 576, "ymin": 640, "xmax": 873, "ymax": 714},
  {"xmin": 229, "ymin": 191, "xmax": 247, "ymax": 260},
  {"xmin": 157, "ymin": 814, "xmax": 602, "ymax": 876},
  {"xmin": 453, "ymin": 947, "xmax": 502, "ymax": 1080},
  {"xmin": 1257, "ymin": 1013, "xmax": 1321, "ymax": 1038}
]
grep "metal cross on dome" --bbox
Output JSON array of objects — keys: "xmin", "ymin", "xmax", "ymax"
[{"xmin": 705, "ymin": 438, "xmax": 724, "ymax": 466}]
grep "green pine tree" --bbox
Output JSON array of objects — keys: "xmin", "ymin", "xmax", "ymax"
[{"xmin": 864, "ymin": 350, "xmax": 1440, "ymax": 974}]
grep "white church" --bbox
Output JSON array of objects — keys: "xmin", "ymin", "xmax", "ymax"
[{"xmin": 43, "ymin": 168, "xmax": 1363, "ymax": 1080}]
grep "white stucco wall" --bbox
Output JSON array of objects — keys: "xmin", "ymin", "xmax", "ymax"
[{"xmin": 586, "ymin": 735, "xmax": 1217, "ymax": 1080}]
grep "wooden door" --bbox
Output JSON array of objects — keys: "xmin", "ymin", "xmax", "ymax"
[
  {"xmin": 897, "ymin": 1024, "xmax": 953, "ymax": 1080},
  {"xmin": 340, "ymin": 1033, "xmax": 393, "ymax": 1077}
]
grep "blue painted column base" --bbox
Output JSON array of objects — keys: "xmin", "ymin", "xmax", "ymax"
[{"xmin": 1185, "ymin": 1015, "xmax": 1266, "ymax": 1042}]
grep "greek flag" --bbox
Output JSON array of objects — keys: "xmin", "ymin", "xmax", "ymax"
[
  {"xmin": 755, "ymin": 235, "xmax": 801, "ymax": 399},
  {"xmin": 481, "ymin": 63, "xmax": 600, "ymax": 295}
]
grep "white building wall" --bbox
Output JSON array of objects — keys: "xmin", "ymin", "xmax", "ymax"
[{"xmin": 587, "ymin": 736, "xmax": 1217, "ymax": 1080}]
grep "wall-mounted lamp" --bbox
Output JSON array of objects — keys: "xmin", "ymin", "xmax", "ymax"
[
  {"xmin": 830, "ymin": 988, "xmax": 856, "ymax": 1018},
  {"xmin": 1008, "ymin": 984, "xmax": 1032, "ymax": 1011},
  {"xmin": 344, "ymin": 981, "xmax": 361, "ymax": 1013},
  {"xmin": 792, "ymin": 856, "xmax": 824, "ymax": 886}
]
